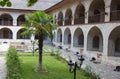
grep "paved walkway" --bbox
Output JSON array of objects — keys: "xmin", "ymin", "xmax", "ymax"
[
  {"xmin": 56, "ymin": 48, "xmax": 120, "ymax": 79},
  {"xmin": 0, "ymin": 57, "xmax": 6, "ymax": 79}
]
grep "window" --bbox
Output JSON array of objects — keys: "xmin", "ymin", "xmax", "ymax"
[
  {"xmin": 115, "ymin": 38, "xmax": 120, "ymax": 52},
  {"xmin": 93, "ymin": 36, "xmax": 99, "ymax": 48}
]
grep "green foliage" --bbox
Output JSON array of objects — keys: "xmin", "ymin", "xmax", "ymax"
[
  {"xmin": 55, "ymin": 50, "xmax": 61, "ymax": 60},
  {"xmin": 6, "ymin": 46, "xmax": 22, "ymax": 79},
  {"xmin": 0, "ymin": 0, "xmax": 38, "ymax": 7},
  {"xmin": 23, "ymin": 10, "xmax": 57, "ymax": 38},
  {"xmin": 20, "ymin": 53, "xmax": 92, "ymax": 79},
  {"xmin": 27, "ymin": 0, "xmax": 38, "ymax": 7},
  {"xmin": 83, "ymin": 66, "xmax": 101, "ymax": 79},
  {"xmin": 0, "ymin": 0, "xmax": 11, "ymax": 7}
]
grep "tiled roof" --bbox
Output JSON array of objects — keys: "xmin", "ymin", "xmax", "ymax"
[{"xmin": 0, "ymin": 0, "xmax": 62, "ymax": 10}]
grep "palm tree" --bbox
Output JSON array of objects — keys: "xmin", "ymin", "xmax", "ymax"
[{"xmin": 22, "ymin": 10, "xmax": 56, "ymax": 70}]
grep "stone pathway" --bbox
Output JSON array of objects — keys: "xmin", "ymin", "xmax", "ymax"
[
  {"xmin": 0, "ymin": 57, "xmax": 6, "ymax": 79},
  {"xmin": 55, "ymin": 48, "xmax": 120, "ymax": 79}
]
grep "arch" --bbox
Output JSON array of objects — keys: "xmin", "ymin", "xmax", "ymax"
[
  {"xmin": 65, "ymin": 8, "xmax": 72, "ymax": 25},
  {"xmin": 108, "ymin": 26, "xmax": 120, "ymax": 57},
  {"xmin": 57, "ymin": 12, "xmax": 63, "ymax": 26},
  {"xmin": 57, "ymin": 28, "xmax": 62, "ymax": 43},
  {"xmin": 17, "ymin": 15, "xmax": 27, "ymax": 26},
  {"xmin": 73, "ymin": 28, "xmax": 84, "ymax": 47},
  {"xmin": 88, "ymin": 0, "xmax": 105, "ymax": 23},
  {"xmin": 93, "ymin": 36, "xmax": 99, "ymax": 48},
  {"xmin": 0, "ymin": 28, "xmax": 13, "ymax": 39},
  {"xmin": 74, "ymin": 4, "xmax": 85, "ymax": 24},
  {"xmin": 110, "ymin": 0, "xmax": 120, "ymax": 21},
  {"xmin": 87, "ymin": 26, "xmax": 103, "ymax": 52},
  {"xmin": 115, "ymin": 38, "xmax": 120, "ymax": 52},
  {"xmin": 17, "ymin": 28, "xmax": 30, "ymax": 39},
  {"xmin": 0, "ymin": 13, "xmax": 13, "ymax": 26},
  {"xmin": 64, "ymin": 28, "xmax": 71, "ymax": 44}
]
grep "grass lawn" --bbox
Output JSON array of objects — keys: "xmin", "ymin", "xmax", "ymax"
[{"xmin": 20, "ymin": 53, "xmax": 92, "ymax": 79}]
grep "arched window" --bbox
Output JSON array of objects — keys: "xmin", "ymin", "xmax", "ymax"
[
  {"xmin": 17, "ymin": 29, "xmax": 30, "ymax": 39},
  {"xmin": 115, "ymin": 38, "xmax": 120, "ymax": 52},
  {"xmin": 60, "ymin": 34, "xmax": 62, "ymax": 42},
  {"xmin": 17, "ymin": 15, "xmax": 27, "ymax": 26},
  {"xmin": 93, "ymin": 36, "xmax": 99, "ymax": 48},
  {"xmin": 88, "ymin": 0, "xmax": 105, "ymax": 23},
  {"xmin": 74, "ymin": 4, "xmax": 85, "ymax": 24},
  {"xmin": 65, "ymin": 9, "xmax": 72, "ymax": 25},
  {"xmin": 78, "ymin": 34, "xmax": 84, "ymax": 45},
  {"xmin": 58, "ymin": 12, "xmax": 63, "ymax": 26},
  {"xmin": 94, "ymin": 9, "xmax": 100, "ymax": 15},
  {"xmin": 68, "ymin": 34, "xmax": 71, "ymax": 44},
  {"xmin": 0, "ymin": 28, "xmax": 13, "ymax": 39},
  {"xmin": 110, "ymin": 0, "xmax": 120, "ymax": 21},
  {"xmin": 0, "ymin": 14, "xmax": 13, "ymax": 26}
]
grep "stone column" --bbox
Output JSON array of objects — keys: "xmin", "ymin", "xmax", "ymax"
[
  {"xmin": 62, "ymin": 28, "xmax": 65, "ymax": 47},
  {"xmin": 105, "ymin": 6, "xmax": 111, "ymax": 22},
  {"xmin": 85, "ymin": 11, "xmax": 89, "ymax": 24},
  {"xmin": 13, "ymin": 30, "xmax": 17, "ymax": 40},
  {"xmin": 103, "ymin": 36, "xmax": 108, "ymax": 56},
  {"xmin": 83, "ymin": 33, "xmax": 88, "ymax": 55},
  {"xmin": 13, "ymin": 19, "xmax": 17, "ymax": 26},
  {"xmin": 71, "ymin": 33, "xmax": 73, "ymax": 49},
  {"xmin": 105, "ymin": 0, "xmax": 112, "ymax": 22},
  {"xmin": 62, "ymin": 10, "xmax": 66, "ymax": 26}
]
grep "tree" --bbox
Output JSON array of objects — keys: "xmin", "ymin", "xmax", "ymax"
[
  {"xmin": 0, "ymin": 0, "xmax": 38, "ymax": 7},
  {"xmin": 22, "ymin": 10, "xmax": 56, "ymax": 71},
  {"xmin": 27, "ymin": 0, "xmax": 38, "ymax": 7},
  {"xmin": 0, "ymin": 0, "xmax": 11, "ymax": 7}
]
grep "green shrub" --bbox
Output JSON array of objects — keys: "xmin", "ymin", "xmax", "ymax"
[
  {"xmin": 83, "ymin": 65, "xmax": 101, "ymax": 79},
  {"xmin": 6, "ymin": 46, "xmax": 22, "ymax": 79}
]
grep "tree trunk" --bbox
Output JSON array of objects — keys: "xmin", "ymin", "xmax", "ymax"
[{"xmin": 38, "ymin": 34, "xmax": 43, "ymax": 69}]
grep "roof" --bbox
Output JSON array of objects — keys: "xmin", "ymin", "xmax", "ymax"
[
  {"xmin": 0, "ymin": 0, "xmax": 62, "ymax": 10},
  {"xmin": 45, "ymin": 0, "xmax": 71, "ymax": 13}
]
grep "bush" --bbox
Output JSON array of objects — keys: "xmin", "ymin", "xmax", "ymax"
[
  {"xmin": 83, "ymin": 65, "xmax": 101, "ymax": 79},
  {"xmin": 6, "ymin": 46, "xmax": 22, "ymax": 79}
]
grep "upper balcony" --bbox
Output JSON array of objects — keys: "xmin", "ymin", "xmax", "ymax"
[
  {"xmin": 88, "ymin": 13, "xmax": 105, "ymax": 23},
  {"xmin": 74, "ymin": 17, "xmax": 85, "ymax": 24},
  {"xmin": 0, "ymin": 14, "xmax": 27, "ymax": 27},
  {"xmin": 110, "ymin": 10, "xmax": 120, "ymax": 21}
]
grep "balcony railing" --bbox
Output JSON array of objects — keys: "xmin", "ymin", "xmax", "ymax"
[
  {"xmin": 0, "ymin": 34, "xmax": 12, "ymax": 39},
  {"xmin": 57, "ymin": 21, "xmax": 63, "ymax": 26},
  {"xmin": 110, "ymin": 10, "xmax": 120, "ymax": 21},
  {"xmin": 65, "ymin": 19, "xmax": 72, "ymax": 25},
  {"xmin": 88, "ymin": 14, "xmax": 105, "ymax": 23},
  {"xmin": 74, "ymin": 17, "xmax": 85, "ymax": 24},
  {"xmin": 17, "ymin": 21, "xmax": 27, "ymax": 26},
  {"xmin": 0, "ymin": 20, "xmax": 13, "ymax": 26}
]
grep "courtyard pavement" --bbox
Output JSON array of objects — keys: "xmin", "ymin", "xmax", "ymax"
[
  {"xmin": 55, "ymin": 47, "xmax": 120, "ymax": 79},
  {"xmin": 0, "ymin": 57, "xmax": 6, "ymax": 79}
]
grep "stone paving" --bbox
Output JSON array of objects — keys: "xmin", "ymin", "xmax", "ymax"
[
  {"xmin": 57, "ymin": 48, "xmax": 120, "ymax": 79},
  {"xmin": 0, "ymin": 57, "xmax": 6, "ymax": 79}
]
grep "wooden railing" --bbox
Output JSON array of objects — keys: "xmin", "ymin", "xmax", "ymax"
[
  {"xmin": 0, "ymin": 20, "xmax": 13, "ymax": 26},
  {"xmin": 65, "ymin": 19, "xmax": 72, "ymax": 25},
  {"xmin": 17, "ymin": 21, "xmax": 27, "ymax": 26},
  {"xmin": 57, "ymin": 21, "xmax": 63, "ymax": 26},
  {"xmin": 110, "ymin": 10, "xmax": 120, "ymax": 21},
  {"xmin": 74, "ymin": 17, "xmax": 85, "ymax": 24},
  {"xmin": 88, "ymin": 14, "xmax": 105, "ymax": 23}
]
